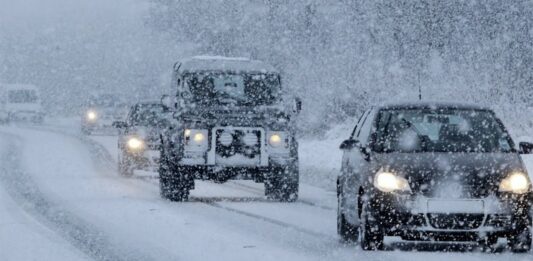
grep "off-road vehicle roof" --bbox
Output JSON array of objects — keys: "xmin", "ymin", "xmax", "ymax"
[{"xmin": 177, "ymin": 56, "xmax": 279, "ymax": 74}]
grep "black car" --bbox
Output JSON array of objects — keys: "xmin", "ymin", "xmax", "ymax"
[
  {"xmin": 337, "ymin": 102, "xmax": 533, "ymax": 252},
  {"xmin": 113, "ymin": 102, "xmax": 168, "ymax": 176}
]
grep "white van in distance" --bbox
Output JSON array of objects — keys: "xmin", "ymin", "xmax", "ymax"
[{"xmin": 0, "ymin": 84, "xmax": 44, "ymax": 123}]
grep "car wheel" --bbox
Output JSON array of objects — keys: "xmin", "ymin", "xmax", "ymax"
[
  {"xmin": 158, "ymin": 154, "xmax": 191, "ymax": 202},
  {"xmin": 264, "ymin": 168, "xmax": 298, "ymax": 202},
  {"xmin": 360, "ymin": 205, "xmax": 384, "ymax": 251},
  {"xmin": 508, "ymin": 226, "xmax": 532, "ymax": 253},
  {"xmin": 159, "ymin": 174, "xmax": 190, "ymax": 202},
  {"xmin": 118, "ymin": 153, "xmax": 134, "ymax": 177},
  {"xmin": 337, "ymin": 195, "xmax": 359, "ymax": 242}
]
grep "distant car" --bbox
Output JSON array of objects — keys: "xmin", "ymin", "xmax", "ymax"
[
  {"xmin": 113, "ymin": 102, "xmax": 168, "ymax": 176},
  {"xmin": 0, "ymin": 84, "xmax": 44, "ymax": 123},
  {"xmin": 337, "ymin": 102, "xmax": 533, "ymax": 252},
  {"xmin": 81, "ymin": 93, "xmax": 128, "ymax": 135},
  {"xmin": 158, "ymin": 56, "xmax": 301, "ymax": 202}
]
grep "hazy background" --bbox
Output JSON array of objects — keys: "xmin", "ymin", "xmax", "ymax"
[{"xmin": 1, "ymin": 0, "xmax": 533, "ymax": 136}]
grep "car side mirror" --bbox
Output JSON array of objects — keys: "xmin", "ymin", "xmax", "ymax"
[
  {"xmin": 161, "ymin": 94, "xmax": 174, "ymax": 112},
  {"xmin": 112, "ymin": 121, "xmax": 127, "ymax": 129},
  {"xmin": 519, "ymin": 142, "xmax": 533, "ymax": 154},
  {"xmin": 340, "ymin": 139, "xmax": 358, "ymax": 150},
  {"xmin": 293, "ymin": 97, "xmax": 302, "ymax": 114}
]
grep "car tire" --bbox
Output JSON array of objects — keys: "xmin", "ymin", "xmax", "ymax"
[
  {"xmin": 81, "ymin": 127, "xmax": 91, "ymax": 135},
  {"xmin": 159, "ymin": 174, "xmax": 190, "ymax": 202},
  {"xmin": 337, "ymin": 195, "xmax": 359, "ymax": 242},
  {"xmin": 118, "ymin": 153, "xmax": 134, "ymax": 177},
  {"xmin": 264, "ymin": 168, "xmax": 299, "ymax": 202},
  {"xmin": 360, "ymin": 205, "xmax": 384, "ymax": 251},
  {"xmin": 508, "ymin": 226, "xmax": 532, "ymax": 253},
  {"xmin": 158, "ymin": 152, "xmax": 191, "ymax": 202}
]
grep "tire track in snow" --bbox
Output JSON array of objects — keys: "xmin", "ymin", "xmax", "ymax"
[
  {"xmin": 0, "ymin": 130, "xmax": 154, "ymax": 261},
  {"xmin": 31, "ymin": 125, "xmax": 340, "ymax": 241}
]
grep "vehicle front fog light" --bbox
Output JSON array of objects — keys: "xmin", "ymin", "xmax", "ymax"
[
  {"xmin": 499, "ymin": 172, "xmax": 531, "ymax": 194},
  {"xmin": 127, "ymin": 137, "xmax": 144, "ymax": 150},
  {"xmin": 219, "ymin": 131, "xmax": 233, "ymax": 146},
  {"xmin": 374, "ymin": 171, "xmax": 411, "ymax": 193},
  {"xmin": 86, "ymin": 111, "xmax": 97, "ymax": 121}
]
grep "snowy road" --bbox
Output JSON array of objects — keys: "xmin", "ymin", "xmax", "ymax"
[{"xmin": 0, "ymin": 124, "xmax": 532, "ymax": 260}]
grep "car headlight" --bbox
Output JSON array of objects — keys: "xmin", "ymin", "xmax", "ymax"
[
  {"xmin": 499, "ymin": 172, "xmax": 531, "ymax": 194},
  {"xmin": 373, "ymin": 171, "xmax": 411, "ymax": 193},
  {"xmin": 127, "ymin": 137, "xmax": 144, "ymax": 150},
  {"xmin": 86, "ymin": 110, "xmax": 97, "ymax": 121},
  {"xmin": 268, "ymin": 131, "xmax": 289, "ymax": 148},
  {"xmin": 184, "ymin": 129, "xmax": 208, "ymax": 150}
]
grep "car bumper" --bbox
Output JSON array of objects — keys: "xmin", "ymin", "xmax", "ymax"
[
  {"xmin": 127, "ymin": 149, "xmax": 161, "ymax": 171},
  {"xmin": 367, "ymin": 191, "xmax": 532, "ymax": 240},
  {"xmin": 172, "ymin": 159, "xmax": 298, "ymax": 182}
]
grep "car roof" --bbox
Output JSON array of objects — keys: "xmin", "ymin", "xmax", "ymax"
[
  {"xmin": 177, "ymin": 55, "xmax": 279, "ymax": 74},
  {"xmin": 376, "ymin": 101, "xmax": 492, "ymax": 111}
]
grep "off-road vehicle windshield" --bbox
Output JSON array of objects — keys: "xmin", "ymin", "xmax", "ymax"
[
  {"xmin": 184, "ymin": 72, "xmax": 281, "ymax": 106},
  {"xmin": 373, "ymin": 109, "xmax": 514, "ymax": 153}
]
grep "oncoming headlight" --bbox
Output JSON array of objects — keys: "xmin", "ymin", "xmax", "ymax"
[
  {"xmin": 373, "ymin": 171, "xmax": 411, "ymax": 193},
  {"xmin": 127, "ymin": 137, "xmax": 144, "ymax": 150},
  {"xmin": 86, "ymin": 110, "xmax": 97, "ymax": 121},
  {"xmin": 499, "ymin": 172, "xmax": 531, "ymax": 194}
]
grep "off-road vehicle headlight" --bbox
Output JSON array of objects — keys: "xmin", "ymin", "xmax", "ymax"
[
  {"xmin": 86, "ymin": 110, "xmax": 97, "ymax": 121},
  {"xmin": 499, "ymin": 172, "xmax": 531, "ymax": 194},
  {"xmin": 127, "ymin": 137, "xmax": 144, "ymax": 151},
  {"xmin": 184, "ymin": 129, "xmax": 208, "ymax": 151},
  {"xmin": 267, "ymin": 131, "xmax": 289, "ymax": 148},
  {"xmin": 374, "ymin": 171, "xmax": 411, "ymax": 193}
]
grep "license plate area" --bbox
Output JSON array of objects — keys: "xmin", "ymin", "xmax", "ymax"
[
  {"xmin": 214, "ymin": 128, "xmax": 263, "ymax": 166},
  {"xmin": 427, "ymin": 199, "xmax": 485, "ymax": 214}
]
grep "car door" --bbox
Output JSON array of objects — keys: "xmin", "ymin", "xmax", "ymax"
[{"xmin": 339, "ymin": 108, "xmax": 375, "ymax": 225}]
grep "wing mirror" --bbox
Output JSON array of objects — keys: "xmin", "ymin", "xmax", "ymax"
[
  {"xmin": 519, "ymin": 142, "xmax": 533, "ymax": 154},
  {"xmin": 112, "ymin": 121, "xmax": 127, "ymax": 129},
  {"xmin": 340, "ymin": 139, "xmax": 371, "ymax": 161},
  {"xmin": 340, "ymin": 139, "xmax": 358, "ymax": 150},
  {"xmin": 161, "ymin": 94, "xmax": 174, "ymax": 112},
  {"xmin": 293, "ymin": 97, "xmax": 302, "ymax": 114}
]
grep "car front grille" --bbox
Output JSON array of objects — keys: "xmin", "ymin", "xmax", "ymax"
[
  {"xmin": 427, "ymin": 213, "xmax": 484, "ymax": 230},
  {"xmin": 214, "ymin": 128, "xmax": 262, "ymax": 165}
]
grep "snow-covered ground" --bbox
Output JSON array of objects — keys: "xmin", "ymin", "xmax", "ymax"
[{"xmin": 0, "ymin": 120, "xmax": 532, "ymax": 260}]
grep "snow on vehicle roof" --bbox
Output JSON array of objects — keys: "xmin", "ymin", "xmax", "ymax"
[
  {"xmin": 178, "ymin": 56, "xmax": 279, "ymax": 74},
  {"xmin": 377, "ymin": 101, "xmax": 491, "ymax": 111}
]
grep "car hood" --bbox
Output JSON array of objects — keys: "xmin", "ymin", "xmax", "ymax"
[
  {"xmin": 178, "ymin": 104, "xmax": 292, "ymax": 129},
  {"xmin": 372, "ymin": 152, "xmax": 526, "ymax": 198}
]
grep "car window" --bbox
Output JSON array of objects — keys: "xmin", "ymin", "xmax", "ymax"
[{"xmin": 372, "ymin": 108, "xmax": 514, "ymax": 153}]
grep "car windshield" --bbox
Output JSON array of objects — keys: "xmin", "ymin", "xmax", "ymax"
[
  {"xmin": 8, "ymin": 90, "xmax": 38, "ymax": 103},
  {"xmin": 87, "ymin": 94, "xmax": 126, "ymax": 108},
  {"xmin": 373, "ymin": 108, "xmax": 514, "ymax": 153},
  {"xmin": 130, "ymin": 104, "xmax": 164, "ymax": 126},
  {"xmin": 184, "ymin": 72, "xmax": 281, "ymax": 106}
]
